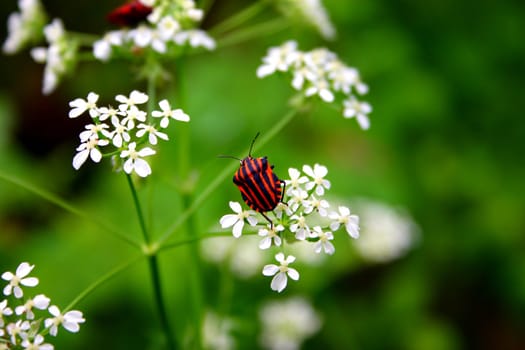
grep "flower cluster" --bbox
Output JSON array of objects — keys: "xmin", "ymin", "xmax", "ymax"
[
  {"xmin": 219, "ymin": 164, "xmax": 359, "ymax": 292},
  {"xmin": 69, "ymin": 90, "xmax": 190, "ymax": 177},
  {"xmin": 1, "ymin": 262, "xmax": 85, "ymax": 349},
  {"xmin": 259, "ymin": 297, "xmax": 322, "ymax": 350},
  {"xmin": 271, "ymin": 0, "xmax": 336, "ymax": 40},
  {"xmin": 30, "ymin": 18, "xmax": 77, "ymax": 95},
  {"xmin": 2, "ymin": 0, "xmax": 46, "ymax": 54},
  {"xmin": 257, "ymin": 41, "xmax": 372, "ymax": 129},
  {"xmin": 94, "ymin": 0, "xmax": 215, "ymax": 61}
]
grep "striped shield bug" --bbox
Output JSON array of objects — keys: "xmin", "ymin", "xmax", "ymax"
[
  {"xmin": 107, "ymin": 0, "xmax": 152, "ymax": 27},
  {"xmin": 220, "ymin": 133, "xmax": 286, "ymax": 227}
]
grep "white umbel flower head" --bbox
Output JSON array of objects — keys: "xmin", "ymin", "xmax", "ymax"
[
  {"xmin": 262, "ymin": 253, "xmax": 300, "ymax": 293},
  {"xmin": 1, "ymin": 262, "xmax": 39, "ymax": 298}
]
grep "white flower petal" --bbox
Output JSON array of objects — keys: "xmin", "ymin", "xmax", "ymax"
[
  {"xmin": 20, "ymin": 277, "xmax": 38, "ymax": 287},
  {"xmin": 262, "ymin": 264, "xmax": 279, "ymax": 276},
  {"xmin": 229, "ymin": 201, "xmax": 242, "ymax": 214},
  {"xmin": 133, "ymin": 158, "xmax": 152, "ymax": 177},
  {"xmin": 219, "ymin": 214, "xmax": 238, "ymax": 228},
  {"xmin": 287, "ymin": 268, "xmax": 300, "ymax": 281},
  {"xmin": 72, "ymin": 150, "xmax": 89, "ymax": 169},
  {"xmin": 271, "ymin": 273, "xmax": 287, "ymax": 292},
  {"xmin": 232, "ymin": 220, "xmax": 244, "ymax": 238},
  {"xmin": 16, "ymin": 262, "xmax": 33, "ymax": 278}
]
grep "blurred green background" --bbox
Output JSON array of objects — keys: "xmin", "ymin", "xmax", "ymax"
[{"xmin": 1, "ymin": 0, "xmax": 524, "ymax": 349}]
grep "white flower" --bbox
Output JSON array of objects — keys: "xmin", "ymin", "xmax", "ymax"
[
  {"xmin": 121, "ymin": 105, "xmax": 147, "ymax": 129},
  {"xmin": 6, "ymin": 319, "xmax": 30, "ymax": 344},
  {"xmin": 258, "ymin": 224, "xmax": 284, "ymax": 249},
  {"xmin": 68, "ymin": 92, "xmax": 99, "ymax": 118},
  {"xmin": 2, "ymin": 0, "xmax": 45, "ymax": 54},
  {"xmin": 151, "ymin": 99, "xmax": 190, "ymax": 128},
  {"xmin": 21, "ymin": 334, "xmax": 54, "ymax": 350},
  {"xmin": 93, "ymin": 30, "xmax": 124, "ymax": 61},
  {"xmin": 120, "ymin": 142, "xmax": 156, "ymax": 177},
  {"xmin": 304, "ymin": 78, "xmax": 334, "ymax": 102},
  {"xmin": 136, "ymin": 123, "xmax": 168, "ymax": 145},
  {"xmin": 128, "ymin": 24, "xmax": 153, "ymax": 48},
  {"xmin": 157, "ymin": 16, "xmax": 180, "ymax": 40},
  {"xmin": 259, "ymin": 297, "xmax": 322, "ymax": 350},
  {"xmin": 173, "ymin": 30, "xmax": 216, "ymax": 50},
  {"xmin": 256, "ymin": 41, "xmax": 299, "ymax": 78},
  {"xmin": 262, "ymin": 253, "xmax": 299, "ymax": 293},
  {"xmin": 0, "ymin": 299, "xmax": 13, "ymax": 327},
  {"xmin": 281, "ymin": 0, "xmax": 336, "ymax": 40},
  {"xmin": 97, "ymin": 106, "xmax": 123, "ymax": 122},
  {"xmin": 303, "ymin": 195, "xmax": 329, "ymax": 217},
  {"xmin": 302, "ymin": 164, "xmax": 331, "ymax": 196},
  {"xmin": 44, "ymin": 305, "xmax": 85, "ymax": 336},
  {"xmin": 79, "ymin": 123, "xmax": 110, "ymax": 142},
  {"xmin": 329, "ymin": 206, "xmax": 359, "ymax": 238},
  {"xmin": 43, "ymin": 18, "xmax": 64, "ymax": 43},
  {"xmin": 2, "ymin": 262, "xmax": 39, "ymax": 298},
  {"xmin": 109, "ymin": 116, "xmax": 131, "ymax": 148},
  {"xmin": 289, "ymin": 213, "xmax": 310, "ymax": 240},
  {"xmin": 14, "ymin": 294, "xmax": 50, "ymax": 320},
  {"xmin": 343, "ymin": 96, "xmax": 372, "ymax": 130},
  {"xmin": 285, "ymin": 167, "xmax": 308, "ymax": 193},
  {"xmin": 311, "ymin": 226, "xmax": 335, "ymax": 255},
  {"xmin": 115, "ymin": 90, "xmax": 149, "ymax": 112},
  {"xmin": 219, "ymin": 201, "xmax": 258, "ymax": 238},
  {"xmin": 287, "ymin": 188, "xmax": 308, "ymax": 213},
  {"xmin": 30, "ymin": 46, "xmax": 47, "ymax": 62},
  {"xmin": 72, "ymin": 137, "xmax": 109, "ymax": 170}
]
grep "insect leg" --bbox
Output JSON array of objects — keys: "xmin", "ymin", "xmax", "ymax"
[{"xmin": 260, "ymin": 212, "xmax": 274, "ymax": 229}]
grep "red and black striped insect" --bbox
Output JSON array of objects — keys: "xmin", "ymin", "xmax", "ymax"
[
  {"xmin": 107, "ymin": 0, "xmax": 153, "ymax": 27},
  {"xmin": 221, "ymin": 133, "xmax": 286, "ymax": 227}
]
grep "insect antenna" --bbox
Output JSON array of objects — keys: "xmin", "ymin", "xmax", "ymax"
[
  {"xmin": 248, "ymin": 132, "xmax": 260, "ymax": 157},
  {"xmin": 217, "ymin": 155, "xmax": 242, "ymax": 161}
]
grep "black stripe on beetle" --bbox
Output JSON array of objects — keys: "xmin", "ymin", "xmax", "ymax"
[{"xmin": 220, "ymin": 133, "xmax": 286, "ymax": 227}]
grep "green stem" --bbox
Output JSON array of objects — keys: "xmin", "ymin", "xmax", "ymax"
[
  {"xmin": 209, "ymin": 1, "xmax": 269, "ymax": 36},
  {"xmin": 0, "ymin": 169, "xmax": 141, "ymax": 248},
  {"xmin": 148, "ymin": 254, "xmax": 177, "ymax": 350},
  {"xmin": 181, "ymin": 193, "xmax": 204, "ymax": 349},
  {"xmin": 159, "ymin": 232, "xmax": 232, "ymax": 252},
  {"xmin": 126, "ymin": 174, "xmax": 175, "ymax": 349},
  {"xmin": 158, "ymin": 107, "xmax": 299, "ymax": 246},
  {"xmin": 126, "ymin": 174, "xmax": 150, "ymax": 244},
  {"xmin": 64, "ymin": 255, "xmax": 143, "ymax": 311},
  {"xmin": 216, "ymin": 18, "xmax": 290, "ymax": 49}
]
